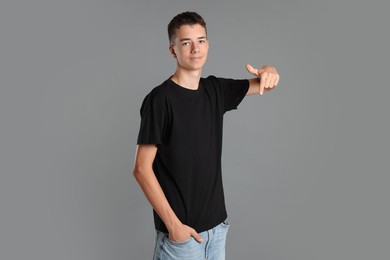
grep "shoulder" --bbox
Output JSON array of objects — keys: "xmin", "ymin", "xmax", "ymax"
[
  {"xmin": 201, "ymin": 75, "xmax": 223, "ymax": 89},
  {"xmin": 139, "ymin": 80, "xmax": 171, "ymax": 113},
  {"xmin": 142, "ymin": 80, "xmax": 170, "ymax": 103},
  {"xmin": 201, "ymin": 75, "xmax": 248, "ymax": 91},
  {"xmin": 202, "ymin": 75, "xmax": 219, "ymax": 84},
  {"xmin": 202, "ymin": 75, "xmax": 248, "ymax": 86},
  {"xmin": 149, "ymin": 80, "xmax": 169, "ymax": 98}
]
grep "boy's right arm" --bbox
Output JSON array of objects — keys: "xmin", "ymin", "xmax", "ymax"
[{"xmin": 132, "ymin": 144, "xmax": 203, "ymax": 243}]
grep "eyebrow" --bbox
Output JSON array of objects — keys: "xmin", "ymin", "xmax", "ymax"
[{"xmin": 180, "ymin": 36, "xmax": 207, "ymax": 42}]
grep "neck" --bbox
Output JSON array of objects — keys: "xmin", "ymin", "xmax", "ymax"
[{"xmin": 171, "ymin": 68, "xmax": 202, "ymax": 90}]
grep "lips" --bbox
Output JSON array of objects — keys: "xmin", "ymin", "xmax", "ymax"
[{"xmin": 190, "ymin": 57, "xmax": 203, "ymax": 61}]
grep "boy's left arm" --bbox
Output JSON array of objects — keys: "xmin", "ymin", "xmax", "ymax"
[{"xmin": 246, "ymin": 64, "xmax": 280, "ymax": 96}]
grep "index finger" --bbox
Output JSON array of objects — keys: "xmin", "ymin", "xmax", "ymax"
[{"xmin": 259, "ymin": 75, "xmax": 266, "ymax": 95}]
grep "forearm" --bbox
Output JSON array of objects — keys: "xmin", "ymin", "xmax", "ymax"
[
  {"xmin": 133, "ymin": 166, "xmax": 181, "ymax": 231},
  {"xmin": 246, "ymin": 78, "xmax": 261, "ymax": 95}
]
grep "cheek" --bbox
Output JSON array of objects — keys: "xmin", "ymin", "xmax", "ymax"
[{"xmin": 177, "ymin": 48, "xmax": 189, "ymax": 56}]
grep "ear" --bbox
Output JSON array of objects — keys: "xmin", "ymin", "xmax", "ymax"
[{"xmin": 169, "ymin": 44, "xmax": 177, "ymax": 58}]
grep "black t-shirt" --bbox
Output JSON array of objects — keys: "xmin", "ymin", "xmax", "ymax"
[{"xmin": 137, "ymin": 75, "xmax": 249, "ymax": 233}]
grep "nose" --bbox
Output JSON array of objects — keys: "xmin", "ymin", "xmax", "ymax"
[{"xmin": 191, "ymin": 42, "xmax": 199, "ymax": 53}]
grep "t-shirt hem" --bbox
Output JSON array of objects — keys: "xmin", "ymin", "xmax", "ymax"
[{"xmin": 154, "ymin": 213, "xmax": 228, "ymax": 234}]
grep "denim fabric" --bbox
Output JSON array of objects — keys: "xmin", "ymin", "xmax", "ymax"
[{"xmin": 153, "ymin": 219, "xmax": 230, "ymax": 260}]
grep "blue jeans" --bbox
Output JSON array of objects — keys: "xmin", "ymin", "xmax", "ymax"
[{"xmin": 153, "ymin": 219, "xmax": 230, "ymax": 260}]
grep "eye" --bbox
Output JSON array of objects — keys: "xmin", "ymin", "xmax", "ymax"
[
  {"xmin": 199, "ymin": 40, "xmax": 206, "ymax": 44},
  {"xmin": 182, "ymin": 41, "xmax": 191, "ymax": 46}
]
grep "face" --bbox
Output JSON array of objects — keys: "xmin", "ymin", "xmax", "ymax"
[{"xmin": 169, "ymin": 24, "xmax": 209, "ymax": 71}]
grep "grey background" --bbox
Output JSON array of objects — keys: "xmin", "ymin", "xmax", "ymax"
[{"xmin": 1, "ymin": 0, "xmax": 389, "ymax": 259}]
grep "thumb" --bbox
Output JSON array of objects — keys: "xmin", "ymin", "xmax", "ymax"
[
  {"xmin": 246, "ymin": 64, "xmax": 258, "ymax": 76},
  {"xmin": 191, "ymin": 229, "xmax": 204, "ymax": 243}
]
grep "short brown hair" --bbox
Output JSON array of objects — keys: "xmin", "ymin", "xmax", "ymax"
[{"xmin": 168, "ymin": 11, "xmax": 207, "ymax": 44}]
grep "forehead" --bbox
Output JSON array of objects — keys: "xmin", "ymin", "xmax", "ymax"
[{"xmin": 173, "ymin": 24, "xmax": 207, "ymax": 40}]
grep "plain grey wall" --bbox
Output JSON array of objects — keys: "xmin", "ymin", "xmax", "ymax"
[{"xmin": 1, "ymin": 0, "xmax": 389, "ymax": 259}]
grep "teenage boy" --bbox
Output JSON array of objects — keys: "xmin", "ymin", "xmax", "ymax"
[{"xmin": 133, "ymin": 11, "xmax": 280, "ymax": 260}]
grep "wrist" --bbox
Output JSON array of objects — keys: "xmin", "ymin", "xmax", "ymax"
[{"xmin": 166, "ymin": 218, "xmax": 183, "ymax": 233}]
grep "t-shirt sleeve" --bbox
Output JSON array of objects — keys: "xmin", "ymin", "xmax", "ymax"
[
  {"xmin": 217, "ymin": 77, "xmax": 250, "ymax": 113},
  {"xmin": 136, "ymin": 91, "xmax": 167, "ymax": 145}
]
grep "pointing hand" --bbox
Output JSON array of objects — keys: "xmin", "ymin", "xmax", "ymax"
[{"xmin": 246, "ymin": 64, "xmax": 280, "ymax": 95}]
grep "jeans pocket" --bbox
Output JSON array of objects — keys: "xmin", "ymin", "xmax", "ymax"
[{"xmin": 164, "ymin": 235, "xmax": 193, "ymax": 246}]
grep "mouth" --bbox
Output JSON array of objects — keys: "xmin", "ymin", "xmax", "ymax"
[{"xmin": 190, "ymin": 56, "xmax": 203, "ymax": 61}]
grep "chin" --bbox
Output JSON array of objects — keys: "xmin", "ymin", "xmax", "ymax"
[
  {"xmin": 190, "ymin": 62, "xmax": 206, "ymax": 70},
  {"xmin": 189, "ymin": 66, "xmax": 204, "ymax": 71},
  {"xmin": 180, "ymin": 64, "xmax": 204, "ymax": 71}
]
